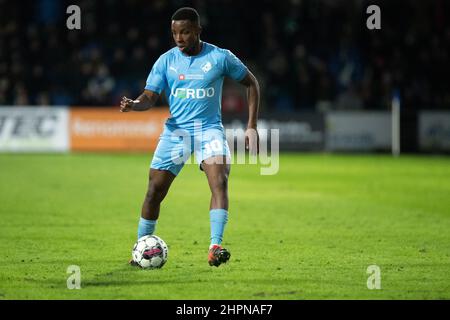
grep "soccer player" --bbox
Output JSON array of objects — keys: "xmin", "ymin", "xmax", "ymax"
[{"xmin": 120, "ymin": 7, "xmax": 260, "ymax": 267}]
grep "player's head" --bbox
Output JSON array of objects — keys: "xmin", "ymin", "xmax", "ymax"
[{"xmin": 171, "ymin": 7, "xmax": 202, "ymax": 54}]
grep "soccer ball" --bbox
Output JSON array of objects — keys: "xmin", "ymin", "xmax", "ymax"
[{"xmin": 132, "ymin": 235, "xmax": 168, "ymax": 269}]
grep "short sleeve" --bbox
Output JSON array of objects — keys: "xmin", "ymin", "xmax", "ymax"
[
  {"xmin": 222, "ymin": 50, "xmax": 248, "ymax": 81},
  {"xmin": 145, "ymin": 55, "xmax": 167, "ymax": 94}
]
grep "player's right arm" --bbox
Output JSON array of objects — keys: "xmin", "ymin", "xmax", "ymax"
[{"xmin": 120, "ymin": 90, "xmax": 159, "ymax": 112}]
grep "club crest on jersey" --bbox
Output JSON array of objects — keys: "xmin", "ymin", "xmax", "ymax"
[
  {"xmin": 201, "ymin": 61, "xmax": 212, "ymax": 73},
  {"xmin": 179, "ymin": 74, "xmax": 185, "ymax": 80}
]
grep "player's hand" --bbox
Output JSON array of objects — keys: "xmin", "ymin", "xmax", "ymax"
[
  {"xmin": 120, "ymin": 96, "xmax": 135, "ymax": 112},
  {"xmin": 245, "ymin": 127, "xmax": 259, "ymax": 155}
]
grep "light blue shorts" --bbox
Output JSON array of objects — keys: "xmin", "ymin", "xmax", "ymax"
[{"xmin": 150, "ymin": 125, "xmax": 231, "ymax": 176}]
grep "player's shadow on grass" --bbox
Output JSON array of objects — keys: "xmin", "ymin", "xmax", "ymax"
[
  {"xmin": 75, "ymin": 267, "xmax": 368, "ymax": 289},
  {"xmin": 81, "ymin": 265, "xmax": 227, "ymax": 287}
]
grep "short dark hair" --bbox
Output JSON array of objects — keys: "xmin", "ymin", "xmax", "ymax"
[{"xmin": 171, "ymin": 7, "xmax": 200, "ymax": 25}]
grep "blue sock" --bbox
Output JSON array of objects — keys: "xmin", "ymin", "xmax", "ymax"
[
  {"xmin": 137, "ymin": 217, "xmax": 157, "ymax": 240},
  {"xmin": 210, "ymin": 209, "xmax": 228, "ymax": 246}
]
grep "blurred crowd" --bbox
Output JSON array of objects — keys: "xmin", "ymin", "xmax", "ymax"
[{"xmin": 0, "ymin": 0, "xmax": 449, "ymax": 112}]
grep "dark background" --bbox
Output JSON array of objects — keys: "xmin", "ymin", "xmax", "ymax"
[{"xmin": 0, "ymin": 0, "xmax": 449, "ymax": 114}]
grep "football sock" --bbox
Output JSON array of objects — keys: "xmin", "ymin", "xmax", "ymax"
[
  {"xmin": 210, "ymin": 209, "xmax": 228, "ymax": 247},
  {"xmin": 137, "ymin": 217, "xmax": 157, "ymax": 240}
]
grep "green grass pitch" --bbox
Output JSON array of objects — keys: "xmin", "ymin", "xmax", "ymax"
[{"xmin": 0, "ymin": 153, "xmax": 449, "ymax": 299}]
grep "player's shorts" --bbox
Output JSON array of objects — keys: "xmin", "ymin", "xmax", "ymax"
[{"xmin": 150, "ymin": 124, "xmax": 231, "ymax": 176}]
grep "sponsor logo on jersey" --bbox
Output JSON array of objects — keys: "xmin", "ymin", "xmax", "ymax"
[
  {"xmin": 185, "ymin": 74, "xmax": 204, "ymax": 80},
  {"xmin": 171, "ymin": 87, "xmax": 215, "ymax": 99},
  {"xmin": 177, "ymin": 74, "xmax": 204, "ymax": 80}
]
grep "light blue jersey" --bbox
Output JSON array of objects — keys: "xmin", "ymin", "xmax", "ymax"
[{"xmin": 145, "ymin": 41, "xmax": 248, "ymax": 131}]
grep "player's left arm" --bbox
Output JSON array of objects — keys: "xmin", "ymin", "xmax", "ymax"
[{"xmin": 239, "ymin": 71, "xmax": 260, "ymax": 154}]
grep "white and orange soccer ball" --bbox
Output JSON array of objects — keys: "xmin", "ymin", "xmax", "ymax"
[{"xmin": 132, "ymin": 235, "xmax": 168, "ymax": 269}]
